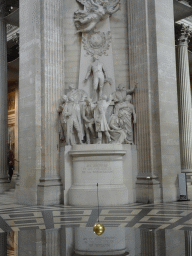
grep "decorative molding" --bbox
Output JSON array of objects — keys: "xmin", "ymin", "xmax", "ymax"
[{"xmin": 82, "ymin": 30, "xmax": 111, "ymax": 57}]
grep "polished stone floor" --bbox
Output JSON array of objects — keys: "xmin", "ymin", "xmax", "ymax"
[{"xmin": 1, "ymin": 191, "xmax": 192, "ymax": 255}]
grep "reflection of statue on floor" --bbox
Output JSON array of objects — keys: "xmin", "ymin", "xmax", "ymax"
[
  {"xmin": 82, "ymin": 98, "xmax": 96, "ymax": 144},
  {"xmin": 74, "ymin": 0, "xmax": 121, "ymax": 33},
  {"xmin": 94, "ymin": 94, "xmax": 112, "ymax": 144},
  {"xmin": 115, "ymin": 95, "xmax": 136, "ymax": 144},
  {"xmin": 84, "ymin": 56, "xmax": 111, "ymax": 100}
]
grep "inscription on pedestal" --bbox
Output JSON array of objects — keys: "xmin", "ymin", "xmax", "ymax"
[
  {"xmin": 83, "ymin": 236, "xmax": 115, "ymax": 249},
  {"xmin": 82, "ymin": 163, "xmax": 113, "ymax": 174}
]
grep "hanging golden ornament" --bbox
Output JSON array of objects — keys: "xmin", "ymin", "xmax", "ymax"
[{"xmin": 93, "ymin": 222, "xmax": 105, "ymax": 236}]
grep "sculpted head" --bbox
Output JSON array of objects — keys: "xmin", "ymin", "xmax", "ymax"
[
  {"xmin": 126, "ymin": 95, "xmax": 132, "ymax": 102},
  {"xmin": 69, "ymin": 84, "xmax": 76, "ymax": 90},
  {"xmin": 93, "ymin": 55, "xmax": 99, "ymax": 62},
  {"xmin": 101, "ymin": 95, "xmax": 108, "ymax": 101},
  {"xmin": 84, "ymin": 97, "xmax": 92, "ymax": 105},
  {"xmin": 61, "ymin": 95, "xmax": 68, "ymax": 103},
  {"xmin": 117, "ymin": 84, "xmax": 125, "ymax": 91},
  {"xmin": 68, "ymin": 95, "xmax": 75, "ymax": 102}
]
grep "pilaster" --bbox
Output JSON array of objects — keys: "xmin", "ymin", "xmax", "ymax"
[
  {"xmin": 36, "ymin": 0, "xmax": 64, "ymax": 205},
  {"xmin": 16, "ymin": 0, "xmax": 64, "ymax": 205},
  {"xmin": 0, "ymin": 0, "xmax": 10, "ymax": 193},
  {"xmin": 127, "ymin": 0, "xmax": 181, "ymax": 203},
  {"xmin": 42, "ymin": 229, "xmax": 61, "ymax": 256}
]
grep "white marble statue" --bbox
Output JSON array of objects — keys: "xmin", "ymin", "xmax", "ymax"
[
  {"xmin": 94, "ymin": 94, "xmax": 112, "ymax": 143},
  {"xmin": 64, "ymin": 95, "xmax": 83, "ymax": 145},
  {"xmin": 58, "ymin": 95, "xmax": 68, "ymax": 142},
  {"xmin": 115, "ymin": 95, "xmax": 136, "ymax": 144},
  {"xmin": 84, "ymin": 56, "xmax": 111, "ymax": 100},
  {"xmin": 112, "ymin": 83, "xmax": 136, "ymax": 103},
  {"xmin": 108, "ymin": 113, "xmax": 127, "ymax": 144},
  {"xmin": 74, "ymin": 0, "xmax": 121, "ymax": 33},
  {"xmin": 67, "ymin": 84, "xmax": 88, "ymax": 141},
  {"xmin": 82, "ymin": 98, "xmax": 96, "ymax": 144}
]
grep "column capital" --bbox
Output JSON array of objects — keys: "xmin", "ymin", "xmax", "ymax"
[{"xmin": 175, "ymin": 23, "xmax": 192, "ymax": 46}]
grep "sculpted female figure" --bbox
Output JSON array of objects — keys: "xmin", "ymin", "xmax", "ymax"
[
  {"xmin": 74, "ymin": 0, "xmax": 121, "ymax": 33},
  {"xmin": 115, "ymin": 95, "xmax": 136, "ymax": 144}
]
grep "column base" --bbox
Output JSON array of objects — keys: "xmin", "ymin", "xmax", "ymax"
[
  {"xmin": 37, "ymin": 177, "xmax": 62, "ymax": 205},
  {"xmin": 0, "ymin": 178, "xmax": 11, "ymax": 193},
  {"xmin": 10, "ymin": 174, "xmax": 19, "ymax": 189},
  {"xmin": 136, "ymin": 176, "xmax": 161, "ymax": 204}
]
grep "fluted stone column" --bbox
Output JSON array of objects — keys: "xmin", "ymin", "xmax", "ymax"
[
  {"xmin": 0, "ymin": 233, "xmax": 7, "ymax": 256},
  {"xmin": 16, "ymin": 0, "xmax": 64, "ymax": 205},
  {"xmin": 0, "ymin": 0, "xmax": 9, "ymax": 193},
  {"xmin": 127, "ymin": 0, "xmax": 181, "ymax": 203},
  {"xmin": 176, "ymin": 24, "xmax": 192, "ymax": 173},
  {"xmin": 36, "ymin": 0, "xmax": 64, "ymax": 205},
  {"xmin": 185, "ymin": 230, "xmax": 192, "ymax": 256},
  {"xmin": 140, "ymin": 229, "xmax": 165, "ymax": 256},
  {"xmin": 42, "ymin": 229, "xmax": 61, "ymax": 256}
]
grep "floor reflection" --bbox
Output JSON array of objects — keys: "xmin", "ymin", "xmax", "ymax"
[{"xmin": 1, "ymin": 226, "xmax": 191, "ymax": 255}]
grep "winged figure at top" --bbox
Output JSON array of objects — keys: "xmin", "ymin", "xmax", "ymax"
[{"xmin": 74, "ymin": 0, "xmax": 121, "ymax": 33}]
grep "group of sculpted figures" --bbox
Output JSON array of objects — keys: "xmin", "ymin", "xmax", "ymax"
[
  {"xmin": 58, "ymin": 83, "xmax": 136, "ymax": 145},
  {"xmin": 58, "ymin": 0, "xmax": 135, "ymax": 145}
]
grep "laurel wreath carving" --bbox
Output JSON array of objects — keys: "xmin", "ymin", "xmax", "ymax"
[{"xmin": 82, "ymin": 30, "xmax": 112, "ymax": 57}]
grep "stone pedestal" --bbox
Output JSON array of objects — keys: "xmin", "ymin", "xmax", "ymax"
[
  {"xmin": 0, "ymin": 0, "xmax": 10, "ymax": 193},
  {"xmin": 68, "ymin": 144, "xmax": 128, "ymax": 206}
]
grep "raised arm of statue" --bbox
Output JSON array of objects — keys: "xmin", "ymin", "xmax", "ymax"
[
  {"xmin": 84, "ymin": 65, "xmax": 92, "ymax": 82},
  {"xmin": 106, "ymin": 0, "xmax": 121, "ymax": 15},
  {"xmin": 107, "ymin": 4, "xmax": 120, "ymax": 14},
  {"xmin": 126, "ymin": 84, "xmax": 137, "ymax": 95}
]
